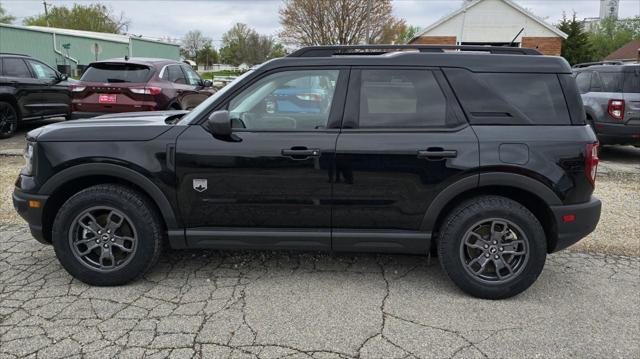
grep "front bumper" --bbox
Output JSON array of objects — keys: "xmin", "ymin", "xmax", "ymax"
[
  {"xmin": 549, "ymin": 197, "xmax": 602, "ymax": 253},
  {"xmin": 594, "ymin": 122, "xmax": 640, "ymax": 146},
  {"xmin": 12, "ymin": 188, "xmax": 50, "ymax": 244}
]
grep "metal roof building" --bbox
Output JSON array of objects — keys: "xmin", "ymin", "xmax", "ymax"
[{"xmin": 0, "ymin": 23, "xmax": 180, "ymax": 75}]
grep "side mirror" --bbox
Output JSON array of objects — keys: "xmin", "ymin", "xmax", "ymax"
[
  {"xmin": 58, "ymin": 73, "xmax": 68, "ymax": 82},
  {"xmin": 206, "ymin": 110, "xmax": 232, "ymax": 136},
  {"xmin": 202, "ymin": 79, "xmax": 213, "ymax": 87}
]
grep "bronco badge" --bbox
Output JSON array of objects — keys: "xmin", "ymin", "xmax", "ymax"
[{"xmin": 193, "ymin": 179, "xmax": 207, "ymax": 192}]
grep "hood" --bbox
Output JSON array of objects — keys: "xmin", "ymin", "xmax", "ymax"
[{"xmin": 28, "ymin": 111, "xmax": 188, "ymax": 142}]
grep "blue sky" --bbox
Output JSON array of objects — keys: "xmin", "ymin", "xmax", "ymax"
[{"xmin": 2, "ymin": 0, "xmax": 639, "ymax": 45}]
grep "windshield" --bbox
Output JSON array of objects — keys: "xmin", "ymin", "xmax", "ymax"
[
  {"xmin": 178, "ymin": 69, "xmax": 256, "ymax": 125},
  {"xmin": 81, "ymin": 63, "xmax": 152, "ymax": 83}
]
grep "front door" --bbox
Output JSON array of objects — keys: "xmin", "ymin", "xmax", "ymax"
[
  {"xmin": 25, "ymin": 59, "xmax": 71, "ymax": 117},
  {"xmin": 331, "ymin": 68, "xmax": 478, "ymax": 253},
  {"xmin": 176, "ymin": 68, "xmax": 347, "ymax": 248}
]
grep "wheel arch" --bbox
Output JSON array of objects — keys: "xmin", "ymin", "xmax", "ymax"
[
  {"xmin": 422, "ymin": 172, "xmax": 560, "ymax": 253},
  {"xmin": 39, "ymin": 163, "xmax": 179, "ymax": 243},
  {"xmin": 0, "ymin": 94, "xmax": 21, "ymax": 117}
]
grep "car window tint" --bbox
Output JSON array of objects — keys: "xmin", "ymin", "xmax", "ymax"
[
  {"xmin": 623, "ymin": 72, "xmax": 640, "ymax": 93},
  {"xmin": 27, "ymin": 60, "xmax": 58, "ymax": 80},
  {"xmin": 2, "ymin": 58, "xmax": 32, "ymax": 78},
  {"xmin": 167, "ymin": 65, "xmax": 187, "ymax": 84},
  {"xmin": 478, "ymin": 73, "xmax": 570, "ymax": 125},
  {"xmin": 598, "ymin": 72, "xmax": 623, "ymax": 92},
  {"xmin": 80, "ymin": 63, "xmax": 151, "ymax": 83},
  {"xmin": 182, "ymin": 66, "xmax": 201, "ymax": 86},
  {"xmin": 575, "ymin": 72, "xmax": 591, "ymax": 93},
  {"xmin": 358, "ymin": 69, "xmax": 447, "ymax": 128},
  {"xmin": 228, "ymin": 69, "xmax": 339, "ymax": 131}
]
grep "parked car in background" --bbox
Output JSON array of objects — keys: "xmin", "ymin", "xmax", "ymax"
[
  {"xmin": 0, "ymin": 53, "xmax": 71, "ymax": 138},
  {"xmin": 71, "ymin": 58, "xmax": 215, "ymax": 118},
  {"xmin": 573, "ymin": 61, "xmax": 640, "ymax": 147}
]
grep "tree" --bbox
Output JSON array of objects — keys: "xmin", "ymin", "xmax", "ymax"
[
  {"xmin": 0, "ymin": 3, "xmax": 15, "ymax": 24},
  {"xmin": 196, "ymin": 45, "xmax": 219, "ymax": 67},
  {"xmin": 558, "ymin": 12, "xmax": 594, "ymax": 65},
  {"xmin": 279, "ymin": 0, "xmax": 404, "ymax": 45},
  {"xmin": 219, "ymin": 23, "xmax": 286, "ymax": 66},
  {"xmin": 23, "ymin": 4, "xmax": 129, "ymax": 33},
  {"xmin": 182, "ymin": 30, "xmax": 212, "ymax": 60},
  {"xmin": 589, "ymin": 16, "xmax": 640, "ymax": 60}
]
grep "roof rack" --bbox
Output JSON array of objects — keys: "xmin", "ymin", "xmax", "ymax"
[
  {"xmin": 572, "ymin": 61, "xmax": 624, "ymax": 68},
  {"xmin": 288, "ymin": 45, "xmax": 542, "ymax": 57}
]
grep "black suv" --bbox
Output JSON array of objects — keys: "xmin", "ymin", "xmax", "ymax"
[
  {"xmin": 0, "ymin": 53, "xmax": 71, "ymax": 138},
  {"xmin": 13, "ymin": 45, "xmax": 602, "ymax": 299},
  {"xmin": 573, "ymin": 61, "xmax": 640, "ymax": 146}
]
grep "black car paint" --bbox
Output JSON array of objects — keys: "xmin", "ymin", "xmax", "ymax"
[
  {"xmin": 14, "ymin": 51, "xmax": 600, "ymax": 255},
  {"xmin": 0, "ymin": 55, "xmax": 71, "ymax": 121}
]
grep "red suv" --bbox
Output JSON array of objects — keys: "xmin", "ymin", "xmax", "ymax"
[{"xmin": 71, "ymin": 58, "xmax": 214, "ymax": 118}]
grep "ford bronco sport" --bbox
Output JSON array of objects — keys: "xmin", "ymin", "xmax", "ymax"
[{"xmin": 13, "ymin": 45, "xmax": 602, "ymax": 299}]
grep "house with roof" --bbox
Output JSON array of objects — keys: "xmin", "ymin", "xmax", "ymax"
[
  {"xmin": 605, "ymin": 39, "xmax": 640, "ymax": 63},
  {"xmin": 409, "ymin": 0, "xmax": 568, "ymax": 56}
]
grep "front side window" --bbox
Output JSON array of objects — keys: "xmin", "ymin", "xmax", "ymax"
[
  {"xmin": 27, "ymin": 60, "xmax": 58, "ymax": 80},
  {"xmin": 2, "ymin": 58, "xmax": 32, "ymax": 78},
  {"xmin": 166, "ymin": 65, "xmax": 187, "ymax": 84},
  {"xmin": 228, "ymin": 69, "xmax": 339, "ymax": 131},
  {"xmin": 182, "ymin": 66, "xmax": 201, "ymax": 86},
  {"xmin": 358, "ymin": 69, "xmax": 447, "ymax": 128}
]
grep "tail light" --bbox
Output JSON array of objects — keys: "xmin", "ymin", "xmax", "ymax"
[
  {"xmin": 131, "ymin": 86, "xmax": 162, "ymax": 95},
  {"xmin": 607, "ymin": 99, "xmax": 624, "ymax": 120},
  {"xmin": 70, "ymin": 85, "xmax": 85, "ymax": 92},
  {"xmin": 585, "ymin": 142, "xmax": 599, "ymax": 187}
]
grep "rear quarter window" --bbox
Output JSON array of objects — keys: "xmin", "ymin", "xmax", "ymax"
[
  {"xmin": 597, "ymin": 72, "xmax": 623, "ymax": 92},
  {"xmin": 623, "ymin": 71, "xmax": 640, "ymax": 93},
  {"xmin": 80, "ymin": 63, "xmax": 152, "ymax": 83}
]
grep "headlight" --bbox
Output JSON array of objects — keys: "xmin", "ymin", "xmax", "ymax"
[{"xmin": 21, "ymin": 142, "xmax": 35, "ymax": 176}]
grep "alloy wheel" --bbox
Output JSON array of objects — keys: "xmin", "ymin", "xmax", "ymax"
[{"xmin": 0, "ymin": 103, "xmax": 18, "ymax": 137}]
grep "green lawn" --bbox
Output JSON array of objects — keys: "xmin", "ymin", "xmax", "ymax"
[{"xmin": 200, "ymin": 70, "xmax": 245, "ymax": 79}]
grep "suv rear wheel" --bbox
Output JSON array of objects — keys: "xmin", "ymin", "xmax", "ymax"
[
  {"xmin": 438, "ymin": 196, "xmax": 546, "ymax": 299},
  {"xmin": 52, "ymin": 184, "xmax": 164, "ymax": 285},
  {"xmin": 0, "ymin": 101, "xmax": 19, "ymax": 139}
]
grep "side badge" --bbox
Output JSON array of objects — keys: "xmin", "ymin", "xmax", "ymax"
[{"xmin": 193, "ymin": 179, "xmax": 207, "ymax": 192}]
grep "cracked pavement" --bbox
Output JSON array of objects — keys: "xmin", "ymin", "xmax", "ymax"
[{"xmin": 1, "ymin": 224, "xmax": 639, "ymax": 359}]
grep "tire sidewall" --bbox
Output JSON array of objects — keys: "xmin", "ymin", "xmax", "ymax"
[
  {"xmin": 439, "ymin": 200, "xmax": 547, "ymax": 299},
  {"xmin": 0, "ymin": 101, "xmax": 18, "ymax": 139},
  {"xmin": 52, "ymin": 188, "xmax": 158, "ymax": 286}
]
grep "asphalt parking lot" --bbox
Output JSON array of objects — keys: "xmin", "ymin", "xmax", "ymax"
[
  {"xmin": 1, "ymin": 225, "xmax": 638, "ymax": 359},
  {"xmin": 1, "ymin": 120, "xmax": 639, "ymax": 358}
]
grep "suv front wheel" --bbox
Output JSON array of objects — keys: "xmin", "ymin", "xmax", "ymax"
[
  {"xmin": 52, "ymin": 184, "xmax": 164, "ymax": 285},
  {"xmin": 438, "ymin": 196, "xmax": 547, "ymax": 299}
]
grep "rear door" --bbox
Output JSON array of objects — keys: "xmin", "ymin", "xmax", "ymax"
[
  {"xmin": 332, "ymin": 67, "xmax": 478, "ymax": 253},
  {"xmin": 622, "ymin": 68, "xmax": 640, "ymax": 126}
]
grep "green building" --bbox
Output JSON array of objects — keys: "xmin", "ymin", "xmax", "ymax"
[{"xmin": 0, "ymin": 23, "xmax": 180, "ymax": 75}]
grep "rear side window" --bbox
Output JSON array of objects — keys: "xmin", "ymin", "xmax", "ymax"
[
  {"xmin": 623, "ymin": 72, "xmax": 640, "ymax": 93},
  {"xmin": 80, "ymin": 63, "xmax": 151, "ymax": 83},
  {"xmin": 358, "ymin": 69, "xmax": 448, "ymax": 128},
  {"xmin": 2, "ymin": 58, "xmax": 32, "ymax": 78},
  {"xmin": 477, "ymin": 73, "xmax": 570, "ymax": 125},
  {"xmin": 597, "ymin": 72, "xmax": 623, "ymax": 92}
]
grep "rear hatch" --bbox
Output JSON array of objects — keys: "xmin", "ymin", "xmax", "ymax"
[
  {"xmin": 72, "ymin": 62, "xmax": 158, "ymax": 113},
  {"xmin": 623, "ymin": 67, "xmax": 640, "ymax": 126}
]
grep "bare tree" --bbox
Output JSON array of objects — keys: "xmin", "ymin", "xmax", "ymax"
[
  {"xmin": 279, "ymin": 0, "xmax": 405, "ymax": 45},
  {"xmin": 182, "ymin": 30, "xmax": 212, "ymax": 60}
]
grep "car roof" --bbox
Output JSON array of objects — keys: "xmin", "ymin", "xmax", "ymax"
[
  {"xmin": 573, "ymin": 64, "xmax": 640, "ymax": 73},
  {"xmin": 262, "ymin": 51, "xmax": 572, "ymax": 74},
  {"xmin": 90, "ymin": 57, "xmax": 181, "ymax": 67},
  {"xmin": 0, "ymin": 53, "xmax": 32, "ymax": 58}
]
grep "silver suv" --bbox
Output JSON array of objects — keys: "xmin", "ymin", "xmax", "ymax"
[{"xmin": 573, "ymin": 61, "xmax": 640, "ymax": 147}]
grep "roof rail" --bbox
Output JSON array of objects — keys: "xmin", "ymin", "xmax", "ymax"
[
  {"xmin": 288, "ymin": 45, "xmax": 542, "ymax": 57},
  {"xmin": 572, "ymin": 61, "xmax": 624, "ymax": 68}
]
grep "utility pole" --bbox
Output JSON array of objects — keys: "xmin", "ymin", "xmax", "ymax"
[{"xmin": 42, "ymin": 0, "xmax": 50, "ymax": 27}]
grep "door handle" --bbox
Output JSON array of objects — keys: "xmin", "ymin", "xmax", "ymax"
[
  {"xmin": 417, "ymin": 149, "xmax": 458, "ymax": 159},
  {"xmin": 281, "ymin": 148, "xmax": 321, "ymax": 159}
]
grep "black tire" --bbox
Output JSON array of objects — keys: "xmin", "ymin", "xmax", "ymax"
[
  {"xmin": 0, "ymin": 101, "xmax": 19, "ymax": 139},
  {"xmin": 437, "ymin": 196, "xmax": 546, "ymax": 299},
  {"xmin": 52, "ymin": 184, "xmax": 164, "ymax": 286}
]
